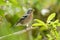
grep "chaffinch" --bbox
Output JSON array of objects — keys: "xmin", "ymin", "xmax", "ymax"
[{"xmin": 15, "ymin": 8, "xmax": 34, "ymax": 27}]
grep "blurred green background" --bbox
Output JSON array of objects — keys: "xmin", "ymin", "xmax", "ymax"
[{"xmin": 0, "ymin": 0, "xmax": 60, "ymax": 40}]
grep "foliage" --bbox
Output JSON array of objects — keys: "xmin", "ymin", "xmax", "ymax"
[
  {"xmin": 32, "ymin": 13, "xmax": 60, "ymax": 40},
  {"xmin": 0, "ymin": 0, "xmax": 60, "ymax": 40}
]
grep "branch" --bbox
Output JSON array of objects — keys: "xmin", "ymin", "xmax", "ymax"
[{"xmin": 0, "ymin": 27, "xmax": 38, "ymax": 39}]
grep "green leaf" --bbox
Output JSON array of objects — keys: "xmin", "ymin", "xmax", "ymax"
[
  {"xmin": 33, "ymin": 19, "xmax": 48, "ymax": 30},
  {"xmin": 54, "ymin": 20, "xmax": 59, "ymax": 26},
  {"xmin": 32, "ymin": 23, "xmax": 43, "ymax": 27},
  {"xmin": 34, "ymin": 19, "xmax": 46, "ymax": 26},
  {"xmin": 47, "ymin": 13, "xmax": 56, "ymax": 23},
  {"xmin": 54, "ymin": 20, "xmax": 59, "ymax": 23}
]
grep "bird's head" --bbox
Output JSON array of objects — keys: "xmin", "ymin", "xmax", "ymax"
[{"xmin": 27, "ymin": 8, "xmax": 34, "ymax": 14}]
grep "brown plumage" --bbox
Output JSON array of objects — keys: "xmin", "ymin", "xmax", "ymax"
[{"xmin": 16, "ymin": 8, "xmax": 34, "ymax": 26}]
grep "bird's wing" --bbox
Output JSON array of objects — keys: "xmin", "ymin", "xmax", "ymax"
[{"xmin": 16, "ymin": 14, "xmax": 28, "ymax": 24}]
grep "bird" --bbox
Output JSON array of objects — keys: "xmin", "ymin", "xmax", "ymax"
[
  {"xmin": 15, "ymin": 8, "xmax": 34, "ymax": 27},
  {"xmin": 12, "ymin": 8, "xmax": 34, "ymax": 40}
]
